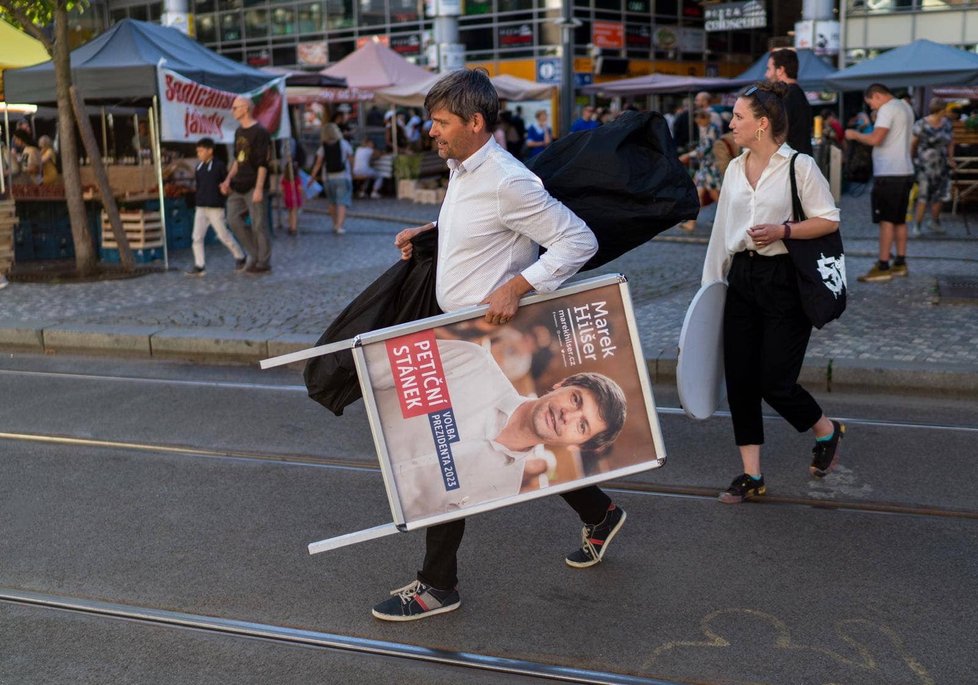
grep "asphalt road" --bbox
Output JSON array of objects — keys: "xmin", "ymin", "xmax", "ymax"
[{"xmin": 1, "ymin": 353, "xmax": 975, "ymax": 685}]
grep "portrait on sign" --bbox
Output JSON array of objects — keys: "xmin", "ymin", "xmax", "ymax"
[{"xmin": 358, "ymin": 279, "xmax": 665, "ymax": 527}]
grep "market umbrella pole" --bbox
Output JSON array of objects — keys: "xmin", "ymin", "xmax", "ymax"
[{"xmin": 150, "ymin": 96, "xmax": 169, "ymax": 271}]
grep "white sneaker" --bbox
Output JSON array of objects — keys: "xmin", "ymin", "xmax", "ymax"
[
  {"xmin": 0, "ymin": 275, "xmax": 8, "ymax": 290},
  {"xmin": 370, "ymin": 192, "xmax": 382, "ymax": 199},
  {"xmin": 910, "ymin": 222, "xmax": 921, "ymax": 238}
]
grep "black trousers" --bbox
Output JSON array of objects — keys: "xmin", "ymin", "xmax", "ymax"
[
  {"xmin": 418, "ymin": 485, "xmax": 612, "ymax": 590},
  {"xmin": 723, "ymin": 251, "xmax": 822, "ymax": 446}
]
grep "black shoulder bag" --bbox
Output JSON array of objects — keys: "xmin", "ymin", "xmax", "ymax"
[{"xmin": 785, "ymin": 153, "xmax": 847, "ymax": 329}]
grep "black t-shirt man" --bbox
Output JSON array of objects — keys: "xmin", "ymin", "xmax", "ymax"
[
  {"xmin": 783, "ymin": 83, "xmax": 813, "ymax": 155},
  {"xmin": 230, "ymin": 123, "xmax": 271, "ymax": 193}
]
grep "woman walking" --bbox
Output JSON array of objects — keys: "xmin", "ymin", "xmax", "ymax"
[
  {"xmin": 701, "ymin": 82, "xmax": 847, "ymax": 504},
  {"xmin": 911, "ymin": 98, "xmax": 954, "ymax": 236}
]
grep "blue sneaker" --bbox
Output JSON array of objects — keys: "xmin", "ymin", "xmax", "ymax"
[
  {"xmin": 565, "ymin": 505, "xmax": 626, "ymax": 568},
  {"xmin": 371, "ymin": 580, "xmax": 460, "ymax": 622}
]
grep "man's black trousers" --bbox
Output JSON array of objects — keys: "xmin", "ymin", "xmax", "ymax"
[
  {"xmin": 723, "ymin": 251, "xmax": 823, "ymax": 446},
  {"xmin": 419, "ymin": 486, "xmax": 611, "ymax": 590}
]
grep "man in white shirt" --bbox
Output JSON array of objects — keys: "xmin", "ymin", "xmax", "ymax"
[
  {"xmin": 365, "ymin": 339, "xmax": 626, "ymax": 522},
  {"xmin": 845, "ymin": 83, "xmax": 915, "ymax": 282},
  {"xmin": 372, "ymin": 68, "xmax": 628, "ymax": 622}
]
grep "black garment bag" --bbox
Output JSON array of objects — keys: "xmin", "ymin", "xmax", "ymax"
[
  {"xmin": 303, "ymin": 230, "xmax": 442, "ymax": 415},
  {"xmin": 528, "ymin": 110, "xmax": 699, "ymax": 270}
]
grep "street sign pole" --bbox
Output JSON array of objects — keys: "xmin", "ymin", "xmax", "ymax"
[{"xmin": 555, "ymin": 4, "xmax": 581, "ymax": 137}]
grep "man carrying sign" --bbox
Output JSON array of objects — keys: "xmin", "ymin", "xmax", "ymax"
[
  {"xmin": 220, "ymin": 96, "xmax": 272, "ymax": 274},
  {"xmin": 373, "ymin": 68, "xmax": 629, "ymax": 622}
]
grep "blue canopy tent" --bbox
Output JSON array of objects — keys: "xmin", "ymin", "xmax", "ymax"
[
  {"xmin": 4, "ymin": 19, "xmax": 277, "ymax": 103},
  {"xmin": 728, "ymin": 48, "xmax": 836, "ymax": 92},
  {"xmin": 824, "ymin": 39, "xmax": 978, "ymax": 91}
]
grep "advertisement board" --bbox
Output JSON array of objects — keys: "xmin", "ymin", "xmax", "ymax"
[
  {"xmin": 156, "ymin": 66, "xmax": 289, "ymax": 143},
  {"xmin": 354, "ymin": 275, "xmax": 666, "ymax": 530}
]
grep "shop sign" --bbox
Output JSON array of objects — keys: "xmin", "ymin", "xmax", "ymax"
[
  {"xmin": 592, "ymin": 20, "xmax": 624, "ymax": 50},
  {"xmin": 391, "ymin": 34, "xmax": 422, "ymax": 56},
  {"xmin": 499, "ymin": 23, "xmax": 533, "ymax": 47},
  {"xmin": 625, "ymin": 24, "xmax": 651, "ymax": 49},
  {"xmin": 297, "ymin": 41, "xmax": 328, "ymax": 66},
  {"xmin": 704, "ymin": 0, "xmax": 767, "ymax": 32},
  {"xmin": 536, "ymin": 57, "xmax": 562, "ymax": 84}
]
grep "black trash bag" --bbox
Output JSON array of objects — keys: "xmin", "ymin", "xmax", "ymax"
[
  {"xmin": 528, "ymin": 110, "xmax": 699, "ymax": 271},
  {"xmin": 303, "ymin": 229, "xmax": 442, "ymax": 415}
]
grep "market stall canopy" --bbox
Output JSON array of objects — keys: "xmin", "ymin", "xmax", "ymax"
[
  {"xmin": 580, "ymin": 73, "xmax": 733, "ymax": 96},
  {"xmin": 5, "ymin": 18, "xmax": 276, "ymax": 103},
  {"xmin": 824, "ymin": 39, "xmax": 978, "ymax": 91},
  {"xmin": 728, "ymin": 49, "xmax": 835, "ymax": 92},
  {"xmin": 375, "ymin": 72, "xmax": 555, "ymax": 108},
  {"xmin": 261, "ymin": 66, "xmax": 346, "ymax": 88},
  {"xmin": 320, "ymin": 39, "xmax": 433, "ymax": 90}
]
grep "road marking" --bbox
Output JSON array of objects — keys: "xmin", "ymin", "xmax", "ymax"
[
  {"xmin": 0, "ymin": 588, "xmax": 678, "ymax": 685},
  {"xmin": 2, "ymin": 431, "xmax": 976, "ymax": 521},
  {"xmin": 3, "ymin": 368, "xmax": 976, "ymax": 434}
]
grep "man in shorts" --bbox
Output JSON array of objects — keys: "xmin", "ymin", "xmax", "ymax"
[{"xmin": 846, "ymin": 83, "xmax": 915, "ymax": 282}]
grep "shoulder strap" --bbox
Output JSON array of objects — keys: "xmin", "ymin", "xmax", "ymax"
[{"xmin": 789, "ymin": 152, "xmax": 807, "ymax": 222}]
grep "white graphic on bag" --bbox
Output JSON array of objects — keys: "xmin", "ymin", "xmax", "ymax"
[{"xmin": 817, "ymin": 253, "xmax": 846, "ymax": 298}]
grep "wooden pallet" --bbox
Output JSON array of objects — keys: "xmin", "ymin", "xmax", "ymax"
[{"xmin": 101, "ymin": 210, "xmax": 164, "ymax": 249}]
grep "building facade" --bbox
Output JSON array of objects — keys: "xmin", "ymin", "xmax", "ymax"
[
  {"xmin": 843, "ymin": 0, "xmax": 978, "ymax": 63},
  {"xmin": 100, "ymin": 0, "xmax": 796, "ymax": 77}
]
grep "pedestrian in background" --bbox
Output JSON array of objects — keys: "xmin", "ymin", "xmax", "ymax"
[
  {"xmin": 910, "ymin": 98, "xmax": 954, "ymax": 236},
  {"xmin": 570, "ymin": 105, "xmax": 599, "ymax": 133},
  {"xmin": 220, "ymin": 96, "xmax": 272, "ymax": 274},
  {"xmin": 308, "ymin": 122, "xmax": 353, "ymax": 235},
  {"xmin": 280, "ymin": 134, "xmax": 305, "ymax": 236},
  {"xmin": 37, "ymin": 135, "xmax": 60, "ymax": 186},
  {"xmin": 352, "ymin": 138, "xmax": 383, "ymax": 199},
  {"xmin": 765, "ymin": 48, "xmax": 813, "ymax": 156},
  {"xmin": 702, "ymin": 82, "xmax": 845, "ymax": 504},
  {"xmin": 10, "ymin": 130, "xmax": 41, "ymax": 185},
  {"xmin": 845, "ymin": 83, "xmax": 915, "ymax": 282},
  {"xmin": 523, "ymin": 109, "xmax": 552, "ymax": 159},
  {"xmin": 377, "ymin": 68, "xmax": 626, "ymax": 622},
  {"xmin": 680, "ymin": 109, "xmax": 723, "ymax": 231},
  {"xmin": 187, "ymin": 138, "xmax": 246, "ymax": 277}
]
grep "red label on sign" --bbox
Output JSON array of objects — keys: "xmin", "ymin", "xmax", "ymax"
[
  {"xmin": 384, "ymin": 331, "xmax": 453, "ymax": 419},
  {"xmin": 592, "ymin": 21, "xmax": 624, "ymax": 49}
]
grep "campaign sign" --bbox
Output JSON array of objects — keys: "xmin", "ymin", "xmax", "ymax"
[{"xmin": 356, "ymin": 275, "xmax": 666, "ymax": 529}]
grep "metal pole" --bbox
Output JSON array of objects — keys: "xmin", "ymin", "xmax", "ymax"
[
  {"xmin": 2, "ymin": 109, "xmax": 9, "ymax": 196},
  {"xmin": 149, "ymin": 97, "xmax": 169, "ymax": 271},
  {"xmin": 100, "ymin": 107, "xmax": 108, "ymax": 163},
  {"xmin": 557, "ymin": 1, "xmax": 580, "ymax": 138}
]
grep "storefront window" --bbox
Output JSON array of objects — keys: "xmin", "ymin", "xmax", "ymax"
[
  {"xmin": 359, "ymin": 0, "xmax": 387, "ymax": 26},
  {"xmin": 389, "ymin": 0, "xmax": 419, "ymax": 24},
  {"xmin": 245, "ymin": 8, "xmax": 268, "ymax": 38},
  {"xmin": 196, "ymin": 13, "xmax": 218, "ymax": 42},
  {"xmin": 459, "ymin": 26, "xmax": 494, "ymax": 52},
  {"xmin": 329, "ymin": 37, "xmax": 357, "ymax": 61},
  {"xmin": 298, "ymin": 2, "xmax": 326, "ymax": 33},
  {"xmin": 465, "ymin": 0, "xmax": 493, "ymax": 14},
  {"xmin": 110, "ymin": 8, "xmax": 128, "ymax": 24},
  {"xmin": 129, "ymin": 5, "xmax": 149, "ymax": 21},
  {"xmin": 326, "ymin": 0, "xmax": 355, "ymax": 29},
  {"xmin": 272, "ymin": 45, "xmax": 298, "ymax": 65},
  {"xmin": 194, "ymin": 0, "xmax": 216, "ymax": 12},
  {"xmin": 221, "ymin": 11, "xmax": 242, "ymax": 41},
  {"xmin": 499, "ymin": 0, "xmax": 534, "ymax": 12},
  {"xmin": 220, "ymin": 0, "xmax": 243, "ymax": 10},
  {"xmin": 595, "ymin": 0, "xmax": 621, "ymax": 11},
  {"xmin": 271, "ymin": 6, "xmax": 295, "ymax": 35}
]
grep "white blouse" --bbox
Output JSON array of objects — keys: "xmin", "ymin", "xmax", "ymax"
[{"xmin": 702, "ymin": 143, "xmax": 840, "ymax": 286}]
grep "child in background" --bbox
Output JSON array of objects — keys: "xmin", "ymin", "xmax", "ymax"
[{"xmin": 187, "ymin": 137, "xmax": 247, "ymax": 276}]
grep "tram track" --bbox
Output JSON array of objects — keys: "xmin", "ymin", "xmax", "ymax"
[
  {"xmin": 2, "ymin": 426, "xmax": 977, "ymax": 522},
  {"xmin": 0, "ymin": 588, "xmax": 680, "ymax": 685}
]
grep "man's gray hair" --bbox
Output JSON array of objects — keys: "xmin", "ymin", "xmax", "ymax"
[{"xmin": 424, "ymin": 68, "xmax": 499, "ymax": 129}]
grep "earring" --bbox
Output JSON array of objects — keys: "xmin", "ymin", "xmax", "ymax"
[{"xmin": 754, "ymin": 128, "xmax": 766, "ymax": 141}]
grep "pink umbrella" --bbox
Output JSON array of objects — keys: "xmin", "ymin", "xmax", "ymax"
[{"xmin": 321, "ymin": 39, "xmax": 433, "ymax": 91}]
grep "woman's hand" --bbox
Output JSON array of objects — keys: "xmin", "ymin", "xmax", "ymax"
[{"xmin": 747, "ymin": 223, "xmax": 786, "ymax": 248}]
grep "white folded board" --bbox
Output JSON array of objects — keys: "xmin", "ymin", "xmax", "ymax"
[{"xmin": 677, "ymin": 281, "xmax": 727, "ymax": 420}]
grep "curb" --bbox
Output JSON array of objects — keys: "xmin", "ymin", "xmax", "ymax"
[{"xmin": 2, "ymin": 321, "xmax": 976, "ymax": 398}]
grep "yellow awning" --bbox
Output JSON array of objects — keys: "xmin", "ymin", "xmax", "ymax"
[
  {"xmin": 0, "ymin": 18, "xmax": 49, "ymax": 102},
  {"xmin": 0, "ymin": 18, "xmax": 48, "ymax": 70}
]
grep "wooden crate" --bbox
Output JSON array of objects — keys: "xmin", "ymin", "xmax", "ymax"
[
  {"xmin": 0, "ymin": 200, "xmax": 17, "ymax": 272},
  {"xmin": 101, "ymin": 210, "xmax": 163, "ymax": 249}
]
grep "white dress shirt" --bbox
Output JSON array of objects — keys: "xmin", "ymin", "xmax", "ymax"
[
  {"xmin": 702, "ymin": 143, "xmax": 840, "ymax": 285},
  {"xmin": 435, "ymin": 137, "xmax": 597, "ymax": 312},
  {"xmin": 366, "ymin": 339, "xmax": 543, "ymax": 522}
]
